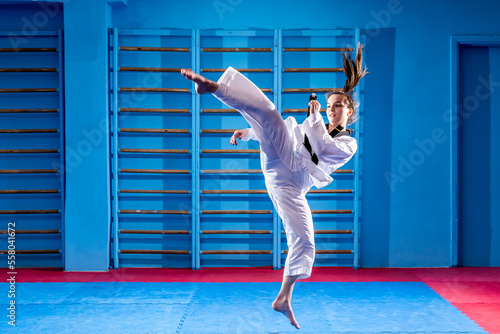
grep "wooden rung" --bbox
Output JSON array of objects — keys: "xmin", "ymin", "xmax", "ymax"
[
  {"xmin": 119, "ymin": 46, "xmax": 190, "ymax": 52},
  {"xmin": 202, "ymin": 109, "xmax": 238, "ymax": 113},
  {"xmin": 120, "ymin": 229, "xmax": 190, "ymax": 235},
  {"xmin": 0, "ymin": 68, "xmax": 57, "ymax": 72},
  {"xmin": 0, "ymin": 108, "xmax": 58, "ymax": 113},
  {"xmin": 120, "ymin": 189, "xmax": 189, "ymax": 194},
  {"xmin": 120, "ymin": 87, "xmax": 190, "ymax": 93},
  {"xmin": 119, "ymin": 108, "xmax": 189, "ymax": 113},
  {"xmin": 316, "ymin": 230, "xmax": 352, "ymax": 234},
  {"xmin": 202, "ymin": 169, "xmax": 262, "ymax": 174},
  {"xmin": 0, "ymin": 210, "xmax": 59, "ymax": 214},
  {"xmin": 0, "ymin": 88, "xmax": 57, "ymax": 93},
  {"xmin": 119, "ymin": 148, "xmax": 190, "ymax": 154},
  {"xmin": 120, "ymin": 128, "xmax": 189, "ymax": 133},
  {"xmin": 202, "ymin": 129, "xmax": 236, "ymax": 133},
  {"xmin": 120, "ymin": 169, "xmax": 190, "ymax": 174},
  {"xmin": 202, "ymin": 250, "xmax": 271, "ymax": 254},
  {"xmin": 202, "ymin": 68, "xmax": 271, "ymax": 73},
  {"xmin": 0, "ymin": 189, "xmax": 59, "ymax": 194},
  {"xmin": 0, "ymin": 249, "xmax": 59, "ymax": 255},
  {"xmin": 308, "ymin": 189, "xmax": 353, "ymax": 193},
  {"xmin": 202, "ymin": 230, "xmax": 270, "ymax": 234},
  {"xmin": 317, "ymin": 250, "xmax": 353, "ymax": 254},
  {"xmin": 197, "ymin": 88, "xmax": 269, "ymax": 93},
  {"xmin": 284, "ymin": 68, "xmax": 343, "ymax": 73},
  {"xmin": 202, "ymin": 190, "xmax": 268, "ymax": 194},
  {"xmin": 119, "ymin": 209, "xmax": 190, "ymax": 214},
  {"xmin": 284, "ymin": 88, "xmax": 336, "ymax": 93},
  {"xmin": 283, "ymin": 108, "xmax": 326, "ymax": 113},
  {"xmin": 198, "ymin": 88, "xmax": 270, "ymax": 93},
  {"xmin": 120, "ymin": 249, "xmax": 190, "ymax": 254},
  {"xmin": 200, "ymin": 189, "xmax": 351, "ymax": 195},
  {"xmin": 0, "ymin": 229, "xmax": 59, "ymax": 234},
  {"xmin": 120, "ymin": 67, "xmax": 182, "ymax": 72},
  {"xmin": 334, "ymin": 169, "xmax": 353, "ymax": 173},
  {"xmin": 283, "ymin": 249, "xmax": 352, "ymax": 254},
  {"xmin": 202, "ymin": 210, "xmax": 271, "ymax": 214},
  {"xmin": 283, "ymin": 230, "xmax": 352, "ymax": 234},
  {"xmin": 0, "ymin": 48, "xmax": 57, "ymax": 52},
  {"xmin": 284, "ymin": 47, "xmax": 353, "ymax": 52},
  {"xmin": 311, "ymin": 210, "xmax": 352, "ymax": 214},
  {"xmin": 0, "ymin": 149, "xmax": 58, "ymax": 154},
  {"xmin": 202, "ymin": 149, "xmax": 259, "ymax": 154},
  {"xmin": 0, "ymin": 169, "xmax": 58, "ymax": 174},
  {"xmin": 0, "ymin": 129, "xmax": 57, "ymax": 133},
  {"xmin": 203, "ymin": 48, "xmax": 272, "ymax": 52}
]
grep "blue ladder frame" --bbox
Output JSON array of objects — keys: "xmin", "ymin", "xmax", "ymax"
[
  {"xmin": 107, "ymin": 28, "xmax": 364, "ymax": 270},
  {"xmin": 0, "ymin": 30, "xmax": 65, "ymax": 267}
]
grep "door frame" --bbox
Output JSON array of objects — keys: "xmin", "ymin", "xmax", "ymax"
[{"xmin": 450, "ymin": 35, "xmax": 500, "ymax": 267}]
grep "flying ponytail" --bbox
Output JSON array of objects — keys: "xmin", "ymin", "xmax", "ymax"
[
  {"xmin": 326, "ymin": 42, "xmax": 368, "ymax": 125},
  {"xmin": 342, "ymin": 42, "xmax": 368, "ymax": 93}
]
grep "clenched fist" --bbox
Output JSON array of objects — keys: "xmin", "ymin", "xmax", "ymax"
[{"xmin": 308, "ymin": 99, "xmax": 321, "ymax": 114}]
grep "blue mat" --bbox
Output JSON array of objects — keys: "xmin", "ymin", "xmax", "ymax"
[{"xmin": 0, "ymin": 282, "xmax": 486, "ymax": 333}]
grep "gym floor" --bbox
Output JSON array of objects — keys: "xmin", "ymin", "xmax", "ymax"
[{"xmin": 1, "ymin": 267, "xmax": 499, "ymax": 333}]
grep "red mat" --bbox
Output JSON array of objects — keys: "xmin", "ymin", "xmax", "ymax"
[
  {"xmin": 3, "ymin": 267, "xmax": 420, "ymax": 283},
  {"xmin": 1, "ymin": 266, "xmax": 496, "ymax": 283},
  {"xmin": 408, "ymin": 267, "xmax": 500, "ymax": 282},
  {"xmin": 453, "ymin": 303, "xmax": 500, "ymax": 334},
  {"xmin": 426, "ymin": 281, "xmax": 500, "ymax": 304},
  {"xmin": 425, "ymin": 278, "xmax": 500, "ymax": 333}
]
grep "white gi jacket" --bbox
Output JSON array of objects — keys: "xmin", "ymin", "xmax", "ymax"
[{"xmin": 242, "ymin": 112, "xmax": 357, "ymax": 189}]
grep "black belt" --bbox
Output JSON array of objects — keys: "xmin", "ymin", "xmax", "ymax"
[{"xmin": 303, "ymin": 134, "xmax": 318, "ymax": 164}]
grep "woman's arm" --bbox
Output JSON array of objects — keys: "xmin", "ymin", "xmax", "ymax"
[
  {"xmin": 303, "ymin": 100, "xmax": 357, "ymax": 163},
  {"xmin": 230, "ymin": 128, "xmax": 256, "ymax": 145},
  {"xmin": 301, "ymin": 100, "xmax": 328, "ymax": 155},
  {"xmin": 303, "ymin": 114, "xmax": 357, "ymax": 161}
]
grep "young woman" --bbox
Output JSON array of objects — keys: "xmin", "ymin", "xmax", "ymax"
[{"xmin": 181, "ymin": 44, "xmax": 367, "ymax": 329}]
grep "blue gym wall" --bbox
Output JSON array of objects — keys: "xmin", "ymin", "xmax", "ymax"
[{"xmin": 1, "ymin": 0, "xmax": 499, "ymax": 269}]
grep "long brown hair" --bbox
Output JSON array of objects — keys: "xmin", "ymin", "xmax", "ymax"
[{"xmin": 326, "ymin": 42, "xmax": 368, "ymax": 125}]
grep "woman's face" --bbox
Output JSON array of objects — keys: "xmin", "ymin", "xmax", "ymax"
[{"xmin": 326, "ymin": 94, "xmax": 352, "ymax": 126}]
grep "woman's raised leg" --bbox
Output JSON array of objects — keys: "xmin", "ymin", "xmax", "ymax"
[{"xmin": 181, "ymin": 67, "xmax": 296, "ymax": 170}]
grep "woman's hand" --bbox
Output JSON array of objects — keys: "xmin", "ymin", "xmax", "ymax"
[
  {"xmin": 308, "ymin": 100, "xmax": 321, "ymax": 114},
  {"xmin": 230, "ymin": 129, "xmax": 249, "ymax": 145}
]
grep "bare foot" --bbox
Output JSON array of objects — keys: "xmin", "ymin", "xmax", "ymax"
[
  {"xmin": 180, "ymin": 68, "xmax": 219, "ymax": 94},
  {"xmin": 272, "ymin": 298, "xmax": 300, "ymax": 329}
]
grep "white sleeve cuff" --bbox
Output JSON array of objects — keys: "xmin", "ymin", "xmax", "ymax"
[
  {"xmin": 240, "ymin": 128, "xmax": 256, "ymax": 142},
  {"xmin": 307, "ymin": 112, "xmax": 325, "ymax": 128}
]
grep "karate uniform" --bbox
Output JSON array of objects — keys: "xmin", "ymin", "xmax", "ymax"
[{"xmin": 213, "ymin": 67, "xmax": 357, "ymax": 279}]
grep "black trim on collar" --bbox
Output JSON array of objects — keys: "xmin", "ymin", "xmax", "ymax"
[{"xmin": 325, "ymin": 124, "xmax": 351, "ymax": 138}]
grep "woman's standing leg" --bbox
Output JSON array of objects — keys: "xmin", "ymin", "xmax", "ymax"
[
  {"xmin": 267, "ymin": 183, "xmax": 315, "ymax": 330},
  {"xmin": 272, "ymin": 275, "xmax": 300, "ymax": 329}
]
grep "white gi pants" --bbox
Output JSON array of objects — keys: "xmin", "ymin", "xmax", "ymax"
[{"xmin": 213, "ymin": 67, "xmax": 315, "ymax": 279}]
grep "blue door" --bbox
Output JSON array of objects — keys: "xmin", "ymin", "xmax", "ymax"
[{"xmin": 458, "ymin": 45, "xmax": 500, "ymax": 266}]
